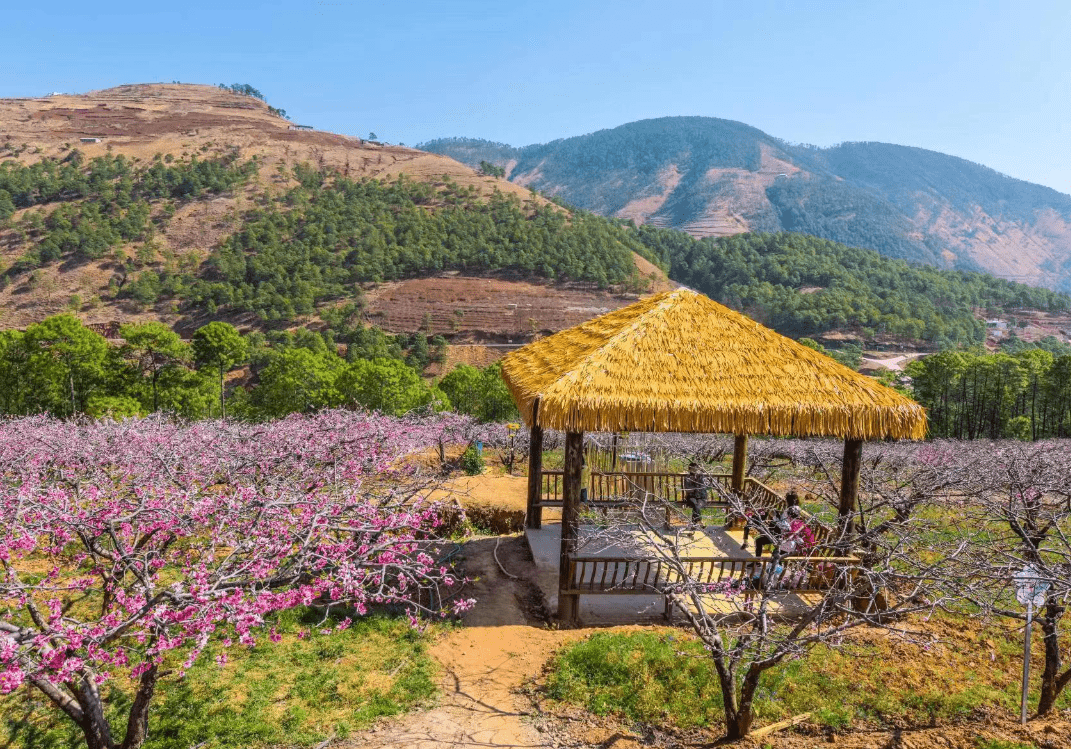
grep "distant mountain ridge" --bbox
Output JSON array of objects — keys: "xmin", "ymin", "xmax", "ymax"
[
  {"xmin": 1, "ymin": 86, "xmax": 1066, "ymax": 356},
  {"xmin": 421, "ymin": 117, "xmax": 1071, "ymax": 292}
]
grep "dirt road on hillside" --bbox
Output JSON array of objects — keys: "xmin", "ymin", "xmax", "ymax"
[{"xmin": 861, "ymin": 353, "xmax": 922, "ymax": 372}]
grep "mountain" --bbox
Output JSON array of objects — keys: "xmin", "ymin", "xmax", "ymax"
[
  {"xmin": 0, "ymin": 83, "xmax": 668, "ymax": 338},
  {"xmin": 1, "ymin": 85, "xmax": 1067, "ymax": 358},
  {"xmin": 420, "ymin": 117, "xmax": 1071, "ymax": 292}
]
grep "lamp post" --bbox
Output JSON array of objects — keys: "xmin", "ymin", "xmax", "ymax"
[{"xmin": 1014, "ymin": 565, "xmax": 1050, "ymax": 724}]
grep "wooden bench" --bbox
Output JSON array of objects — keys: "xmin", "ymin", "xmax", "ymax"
[{"xmin": 562, "ymin": 554, "xmax": 859, "ymax": 601}]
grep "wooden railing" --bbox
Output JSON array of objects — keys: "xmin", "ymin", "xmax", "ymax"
[
  {"xmin": 540, "ymin": 470, "xmax": 564, "ymax": 505},
  {"xmin": 538, "ymin": 470, "xmax": 735, "ymax": 507},
  {"xmin": 740, "ymin": 477, "xmax": 784, "ymax": 511},
  {"xmin": 734, "ymin": 477, "xmax": 843, "ymax": 548},
  {"xmin": 562, "ymin": 555, "xmax": 858, "ymax": 596}
]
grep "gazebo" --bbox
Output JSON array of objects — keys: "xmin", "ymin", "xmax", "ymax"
[{"xmin": 500, "ymin": 288, "xmax": 927, "ymax": 621}]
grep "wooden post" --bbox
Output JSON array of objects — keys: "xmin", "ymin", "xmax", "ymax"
[
  {"xmin": 558, "ymin": 430, "xmax": 583, "ymax": 623},
  {"xmin": 526, "ymin": 426, "xmax": 543, "ymax": 529},
  {"xmin": 731, "ymin": 433, "xmax": 748, "ymax": 492},
  {"xmin": 525, "ymin": 398, "xmax": 543, "ymax": 530},
  {"xmin": 839, "ymin": 438, "xmax": 863, "ymax": 536}
]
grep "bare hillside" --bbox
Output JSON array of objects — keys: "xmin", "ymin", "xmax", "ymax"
[{"xmin": 0, "ymin": 83, "xmax": 542, "ymax": 198}]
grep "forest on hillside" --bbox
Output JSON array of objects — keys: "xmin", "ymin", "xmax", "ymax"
[
  {"xmin": 817, "ymin": 141, "xmax": 1071, "ymax": 223},
  {"xmin": 763, "ymin": 177, "xmax": 941, "ymax": 265},
  {"xmin": 417, "ymin": 137, "xmax": 521, "ymax": 171},
  {"xmin": 183, "ymin": 169, "xmax": 651, "ymax": 320},
  {"xmin": 0, "ymin": 156, "xmax": 654, "ymax": 321},
  {"xmin": 515, "ymin": 117, "xmax": 769, "ymax": 175},
  {"xmin": 635, "ymin": 229, "xmax": 1071, "ymax": 346},
  {"xmin": 907, "ymin": 348, "xmax": 1071, "ymax": 439},
  {"xmin": 422, "ymin": 118, "xmax": 778, "ymax": 219},
  {"xmin": 0, "ymin": 149, "xmax": 258, "ymax": 275},
  {"xmin": 4, "ymin": 153, "xmax": 1070, "ymax": 348}
]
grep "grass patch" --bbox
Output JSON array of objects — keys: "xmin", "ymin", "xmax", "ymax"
[
  {"xmin": 975, "ymin": 740, "xmax": 1037, "ymax": 749},
  {"xmin": 546, "ymin": 631, "xmax": 722, "ymax": 729},
  {"xmin": 545, "ymin": 617, "xmax": 1069, "ymax": 735},
  {"xmin": 0, "ymin": 611, "xmax": 438, "ymax": 749}
]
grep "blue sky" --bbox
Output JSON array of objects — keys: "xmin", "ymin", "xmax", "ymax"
[{"xmin": 5, "ymin": 0, "xmax": 1069, "ymax": 193}]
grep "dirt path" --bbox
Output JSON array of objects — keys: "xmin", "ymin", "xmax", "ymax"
[{"xmin": 351, "ymin": 536, "xmax": 576, "ymax": 749}]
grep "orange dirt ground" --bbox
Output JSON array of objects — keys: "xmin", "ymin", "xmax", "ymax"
[{"xmin": 364, "ymin": 257, "xmax": 675, "ymax": 339}]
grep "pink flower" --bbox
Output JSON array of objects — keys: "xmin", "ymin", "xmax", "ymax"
[{"xmin": 0, "ymin": 667, "xmax": 25, "ymax": 694}]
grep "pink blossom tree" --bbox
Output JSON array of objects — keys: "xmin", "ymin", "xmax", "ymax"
[{"xmin": 0, "ymin": 412, "xmax": 476, "ymax": 749}]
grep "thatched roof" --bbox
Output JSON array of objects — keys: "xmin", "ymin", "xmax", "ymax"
[{"xmin": 500, "ymin": 288, "xmax": 926, "ymax": 439}]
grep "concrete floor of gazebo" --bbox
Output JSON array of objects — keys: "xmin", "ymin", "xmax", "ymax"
[{"xmin": 524, "ymin": 522, "xmax": 822, "ymax": 624}]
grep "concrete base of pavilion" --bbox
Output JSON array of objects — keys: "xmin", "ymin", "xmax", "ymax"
[{"xmin": 525, "ymin": 521, "xmax": 822, "ymax": 625}]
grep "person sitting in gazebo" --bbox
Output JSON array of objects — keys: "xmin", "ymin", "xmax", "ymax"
[
  {"xmin": 682, "ymin": 461, "xmax": 708, "ymax": 527},
  {"xmin": 748, "ymin": 490, "xmax": 810, "ymax": 556}
]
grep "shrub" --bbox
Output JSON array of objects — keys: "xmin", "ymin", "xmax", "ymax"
[{"xmin": 459, "ymin": 444, "xmax": 484, "ymax": 475}]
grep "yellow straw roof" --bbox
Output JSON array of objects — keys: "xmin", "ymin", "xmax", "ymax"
[{"xmin": 500, "ymin": 288, "xmax": 927, "ymax": 439}]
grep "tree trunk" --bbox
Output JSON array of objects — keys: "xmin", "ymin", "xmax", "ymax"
[
  {"xmin": 120, "ymin": 664, "xmax": 159, "ymax": 749},
  {"xmin": 69, "ymin": 369, "xmax": 78, "ymax": 415},
  {"xmin": 727, "ymin": 664, "xmax": 766, "ymax": 739},
  {"xmin": 77, "ymin": 722, "xmax": 115, "ymax": 749},
  {"xmin": 725, "ymin": 708, "xmax": 754, "ymax": 741},
  {"xmin": 219, "ymin": 365, "xmax": 226, "ymax": 420},
  {"xmin": 1030, "ymin": 378, "xmax": 1038, "ymax": 440},
  {"xmin": 74, "ymin": 675, "xmax": 117, "ymax": 749},
  {"xmin": 713, "ymin": 658, "xmax": 742, "ymax": 739},
  {"xmin": 1036, "ymin": 602, "xmax": 1071, "ymax": 715},
  {"xmin": 719, "ymin": 665, "xmax": 763, "ymax": 740}
]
